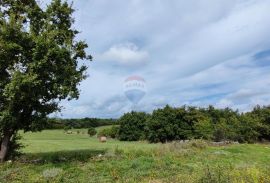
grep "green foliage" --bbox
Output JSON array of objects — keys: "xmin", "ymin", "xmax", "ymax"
[
  {"xmin": 194, "ymin": 119, "xmax": 214, "ymax": 140},
  {"xmin": 63, "ymin": 126, "xmax": 71, "ymax": 132},
  {"xmin": 118, "ymin": 111, "xmax": 149, "ymax": 141},
  {"xmin": 235, "ymin": 114, "xmax": 260, "ymax": 143},
  {"xmin": 97, "ymin": 126, "xmax": 119, "ymax": 139},
  {"xmin": 146, "ymin": 105, "xmax": 208, "ymax": 143},
  {"xmin": 146, "ymin": 105, "xmax": 178, "ymax": 143},
  {"xmin": 6, "ymin": 132, "xmax": 24, "ymax": 160},
  {"xmin": 118, "ymin": 105, "xmax": 270, "ymax": 144},
  {"xmin": 47, "ymin": 118, "xmax": 117, "ymax": 129},
  {"xmin": 110, "ymin": 126, "xmax": 120, "ymax": 139},
  {"xmin": 249, "ymin": 105, "xmax": 270, "ymax": 140},
  {"xmin": 97, "ymin": 128, "xmax": 111, "ymax": 138},
  {"xmin": 0, "ymin": 0, "xmax": 91, "ymax": 161},
  {"xmin": 87, "ymin": 127, "xmax": 97, "ymax": 137}
]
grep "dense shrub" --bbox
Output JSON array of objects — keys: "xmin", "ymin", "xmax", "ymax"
[
  {"xmin": 97, "ymin": 128, "xmax": 111, "ymax": 137},
  {"xmin": 146, "ymin": 105, "xmax": 208, "ymax": 143},
  {"xmin": 118, "ymin": 111, "xmax": 149, "ymax": 141},
  {"xmin": 97, "ymin": 126, "xmax": 119, "ymax": 138},
  {"xmin": 87, "ymin": 127, "xmax": 97, "ymax": 137},
  {"xmin": 109, "ymin": 126, "xmax": 120, "ymax": 139}
]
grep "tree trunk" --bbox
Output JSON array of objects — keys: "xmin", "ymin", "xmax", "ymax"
[{"xmin": 0, "ymin": 133, "xmax": 11, "ymax": 162}]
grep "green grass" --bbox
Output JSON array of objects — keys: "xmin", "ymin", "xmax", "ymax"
[
  {"xmin": 21, "ymin": 128, "xmax": 156, "ymax": 154},
  {"xmin": 0, "ymin": 129, "xmax": 270, "ymax": 183}
]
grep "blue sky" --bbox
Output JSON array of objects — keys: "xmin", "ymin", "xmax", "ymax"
[{"xmin": 45, "ymin": 0, "xmax": 270, "ymax": 118}]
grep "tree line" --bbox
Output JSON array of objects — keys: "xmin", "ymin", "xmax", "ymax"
[
  {"xmin": 115, "ymin": 105, "xmax": 270, "ymax": 143},
  {"xmin": 46, "ymin": 118, "xmax": 117, "ymax": 129}
]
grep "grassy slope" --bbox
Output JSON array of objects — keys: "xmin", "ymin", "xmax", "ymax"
[{"xmin": 0, "ymin": 129, "xmax": 270, "ymax": 183}]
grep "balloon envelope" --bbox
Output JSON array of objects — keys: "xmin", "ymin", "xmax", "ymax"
[
  {"xmin": 124, "ymin": 76, "xmax": 146, "ymax": 104},
  {"xmin": 125, "ymin": 89, "xmax": 145, "ymax": 104}
]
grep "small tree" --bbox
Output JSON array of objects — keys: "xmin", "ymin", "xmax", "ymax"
[
  {"xmin": 87, "ymin": 127, "xmax": 97, "ymax": 137},
  {"xmin": 0, "ymin": 0, "xmax": 91, "ymax": 162}
]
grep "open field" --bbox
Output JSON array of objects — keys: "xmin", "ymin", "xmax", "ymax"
[
  {"xmin": 21, "ymin": 128, "xmax": 157, "ymax": 154},
  {"xmin": 0, "ymin": 129, "xmax": 270, "ymax": 183}
]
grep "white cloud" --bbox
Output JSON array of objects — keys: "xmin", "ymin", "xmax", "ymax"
[
  {"xmin": 98, "ymin": 43, "xmax": 149, "ymax": 67},
  {"xmin": 216, "ymin": 99, "xmax": 234, "ymax": 109}
]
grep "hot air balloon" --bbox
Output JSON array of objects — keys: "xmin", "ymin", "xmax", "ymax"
[{"xmin": 124, "ymin": 76, "xmax": 146, "ymax": 105}]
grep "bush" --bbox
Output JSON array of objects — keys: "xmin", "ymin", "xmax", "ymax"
[
  {"xmin": 118, "ymin": 111, "xmax": 149, "ymax": 141},
  {"xmin": 109, "ymin": 126, "xmax": 120, "ymax": 139},
  {"xmin": 63, "ymin": 126, "xmax": 71, "ymax": 132},
  {"xmin": 87, "ymin": 127, "xmax": 97, "ymax": 137},
  {"xmin": 97, "ymin": 126, "xmax": 119, "ymax": 138},
  {"xmin": 146, "ymin": 105, "xmax": 207, "ymax": 143}
]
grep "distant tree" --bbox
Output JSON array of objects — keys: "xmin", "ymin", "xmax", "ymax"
[
  {"xmin": 46, "ymin": 118, "xmax": 117, "ymax": 129},
  {"xmin": 0, "ymin": 0, "xmax": 91, "ymax": 162},
  {"xmin": 118, "ymin": 111, "xmax": 149, "ymax": 141},
  {"xmin": 194, "ymin": 118, "xmax": 214, "ymax": 140},
  {"xmin": 87, "ymin": 127, "xmax": 97, "ymax": 137},
  {"xmin": 115, "ymin": 105, "xmax": 269, "ymax": 143},
  {"xmin": 236, "ymin": 114, "xmax": 259, "ymax": 143},
  {"xmin": 181, "ymin": 106, "xmax": 208, "ymax": 139},
  {"xmin": 249, "ymin": 105, "xmax": 270, "ymax": 141},
  {"xmin": 146, "ymin": 105, "xmax": 207, "ymax": 143}
]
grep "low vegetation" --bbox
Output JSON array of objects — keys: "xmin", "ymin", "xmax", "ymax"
[
  {"xmin": 97, "ymin": 126, "xmax": 119, "ymax": 139},
  {"xmin": 87, "ymin": 127, "xmax": 97, "ymax": 137},
  {"xmin": 0, "ymin": 129, "xmax": 270, "ymax": 182}
]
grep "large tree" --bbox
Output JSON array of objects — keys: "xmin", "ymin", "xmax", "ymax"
[{"xmin": 0, "ymin": 0, "xmax": 91, "ymax": 162}]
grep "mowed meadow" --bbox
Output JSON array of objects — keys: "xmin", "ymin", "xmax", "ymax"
[
  {"xmin": 21, "ymin": 127, "xmax": 157, "ymax": 154},
  {"xmin": 0, "ymin": 127, "xmax": 270, "ymax": 183}
]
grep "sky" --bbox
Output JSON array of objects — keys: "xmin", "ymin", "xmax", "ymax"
[{"xmin": 44, "ymin": 0, "xmax": 270, "ymax": 118}]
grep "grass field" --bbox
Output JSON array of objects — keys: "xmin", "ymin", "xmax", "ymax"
[
  {"xmin": 22, "ymin": 128, "xmax": 157, "ymax": 154},
  {"xmin": 0, "ymin": 128, "xmax": 270, "ymax": 183}
]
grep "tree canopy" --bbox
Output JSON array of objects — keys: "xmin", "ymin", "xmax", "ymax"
[
  {"xmin": 117, "ymin": 105, "xmax": 270, "ymax": 144},
  {"xmin": 0, "ymin": 0, "xmax": 91, "ymax": 162}
]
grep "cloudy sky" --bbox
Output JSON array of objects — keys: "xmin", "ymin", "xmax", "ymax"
[{"xmin": 47, "ymin": 0, "xmax": 270, "ymax": 118}]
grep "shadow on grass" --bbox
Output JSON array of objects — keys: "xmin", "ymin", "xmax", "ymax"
[{"xmin": 19, "ymin": 149, "xmax": 107, "ymax": 164}]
